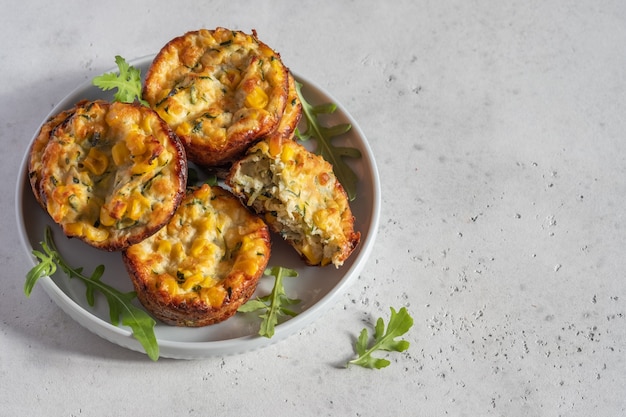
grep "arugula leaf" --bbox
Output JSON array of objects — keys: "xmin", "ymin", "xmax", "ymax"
[
  {"xmin": 237, "ymin": 266, "xmax": 300, "ymax": 338},
  {"xmin": 294, "ymin": 81, "xmax": 361, "ymax": 201},
  {"xmin": 187, "ymin": 165, "xmax": 217, "ymax": 188},
  {"xmin": 92, "ymin": 55, "xmax": 149, "ymax": 106},
  {"xmin": 24, "ymin": 226, "xmax": 159, "ymax": 361},
  {"xmin": 347, "ymin": 307, "xmax": 413, "ymax": 369}
]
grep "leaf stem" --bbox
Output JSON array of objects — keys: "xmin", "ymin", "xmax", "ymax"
[
  {"xmin": 25, "ymin": 226, "xmax": 160, "ymax": 361},
  {"xmin": 294, "ymin": 81, "xmax": 360, "ymax": 201}
]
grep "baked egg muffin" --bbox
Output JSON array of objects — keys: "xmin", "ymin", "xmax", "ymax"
[
  {"xmin": 36, "ymin": 100, "xmax": 187, "ymax": 251},
  {"xmin": 227, "ymin": 138, "xmax": 360, "ymax": 267},
  {"xmin": 122, "ymin": 184, "xmax": 271, "ymax": 327},
  {"xmin": 143, "ymin": 28, "xmax": 290, "ymax": 168}
]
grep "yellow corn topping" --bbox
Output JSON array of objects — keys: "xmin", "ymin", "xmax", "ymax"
[
  {"xmin": 64, "ymin": 222, "xmax": 84, "ymax": 236},
  {"xmin": 125, "ymin": 130, "xmax": 147, "ymax": 156},
  {"xmin": 312, "ymin": 209, "xmax": 332, "ymax": 231},
  {"xmin": 83, "ymin": 147, "xmax": 109, "ymax": 176},
  {"xmin": 157, "ymin": 240, "xmax": 172, "ymax": 255},
  {"xmin": 83, "ymin": 224, "xmax": 109, "ymax": 242},
  {"xmin": 190, "ymin": 238, "xmax": 215, "ymax": 258},
  {"xmin": 99, "ymin": 207, "xmax": 117, "ymax": 227},
  {"xmin": 131, "ymin": 157, "xmax": 159, "ymax": 175},
  {"xmin": 109, "ymin": 199, "xmax": 128, "ymax": 222},
  {"xmin": 176, "ymin": 121, "xmax": 192, "ymax": 136},
  {"xmin": 245, "ymin": 85, "xmax": 269, "ymax": 109},
  {"xmin": 268, "ymin": 134, "xmax": 282, "ymax": 157},
  {"xmin": 299, "ymin": 243, "xmax": 319, "ymax": 265},
  {"xmin": 170, "ymin": 242, "xmax": 185, "ymax": 264},
  {"xmin": 111, "ymin": 141, "xmax": 130, "ymax": 166},
  {"xmin": 203, "ymin": 286, "xmax": 227, "ymax": 308},
  {"xmin": 157, "ymin": 274, "xmax": 180, "ymax": 295},
  {"xmin": 280, "ymin": 142, "xmax": 295, "ymax": 163},
  {"xmin": 181, "ymin": 272, "xmax": 205, "ymax": 291},
  {"xmin": 232, "ymin": 258, "xmax": 258, "ymax": 276},
  {"xmin": 128, "ymin": 192, "xmax": 151, "ymax": 221},
  {"xmin": 140, "ymin": 114, "xmax": 152, "ymax": 133}
]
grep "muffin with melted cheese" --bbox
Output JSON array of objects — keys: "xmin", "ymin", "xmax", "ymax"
[
  {"xmin": 143, "ymin": 28, "xmax": 290, "ymax": 169},
  {"xmin": 36, "ymin": 100, "xmax": 187, "ymax": 251},
  {"xmin": 227, "ymin": 138, "xmax": 360, "ymax": 267},
  {"xmin": 122, "ymin": 184, "xmax": 271, "ymax": 327}
]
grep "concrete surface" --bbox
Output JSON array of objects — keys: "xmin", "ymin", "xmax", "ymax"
[{"xmin": 1, "ymin": 1, "xmax": 625, "ymax": 415}]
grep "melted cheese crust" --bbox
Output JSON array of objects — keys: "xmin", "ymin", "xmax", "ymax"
[
  {"xmin": 122, "ymin": 184, "xmax": 271, "ymax": 327},
  {"xmin": 143, "ymin": 28, "xmax": 289, "ymax": 168},
  {"xmin": 227, "ymin": 139, "xmax": 360, "ymax": 267},
  {"xmin": 37, "ymin": 100, "xmax": 187, "ymax": 250}
]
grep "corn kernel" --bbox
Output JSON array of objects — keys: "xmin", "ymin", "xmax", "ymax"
[
  {"xmin": 260, "ymin": 45, "xmax": 275, "ymax": 58},
  {"xmin": 157, "ymin": 240, "xmax": 172, "ymax": 255},
  {"xmin": 125, "ymin": 131, "xmax": 147, "ymax": 156},
  {"xmin": 158, "ymin": 274, "xmax": 179, "ymax": 295},
  {"xmin": 268, "ymin": 135, "xmax": 282, "ymax": 157},
  {"xmin": 315, "ymin": 209, "xmax": 339, "ymax": 235},
  {"xmin": 176, "ymin": 121, "xmax": 192, "ymax": 136},
  {"xmin": 47, "ymin": 200, "xmax": 67, "ymax": 222},
  {"xmin": 64, "ymin": 222, "xmax": 84, "ymax": 236},
  {"xmin": 159, "ymin": 102, "xmax": 184, "ymax": 125},
  {"xmin": 157, "ymin": 108, "xmax": 174, "ymax": 125},
  {"xmin": 203, "ymin": 286, "xmax": 226, "ymax": 307},
  {"xmin": 82, "ymin": 147, "xmax": 109, "ymax": 176},
  {"xmin": 181, "ymin": 272, "xmax": 204, "ymax": 291},
  {"xmin": 166, "ymin": 219, "xmax": 180, "ymax": 235},
  {"xmin": 49, "ymin": 186, "xmax": 73, "ymax": 220},
  {"xmin": 190, "ymin": 238, "xmax": 213, "ymax": 258},
  {"xmin": 280, "ymin": 143, "xmax": 295, "ymax": 163},
  {"xmin": 140, "ymin": 115, "xmax": 153, "ymax": 133},
  {"xmin": 128, "ymin": 193, "xmax": 151, "ymax": 221},
  {"xmin": 131, "ymin": 158, "xmax": 158, "ymax": 175},
  {"xmin": 171, "ymin": 242, "xmax": 185, "ymax": 263},
  {"xmin": 84, "ymin": 224, "xmax": 109, "ymax": 242},
  {"xmin": 195, "ymin": 184, "xmax": 211, "ymax": 200},
  {"xmin": 312, "ymin": 209, "xmax": 328, "ymax": 229},
  {"xmin": 105, "ymin": 107, "xmax": 123, "ymax": 128},
  {"xmin": 300, "ymin": 243, "xmax": 320, "ymax": 265},
  {"xmin": 196, "ymin": 214, "xmax": 215, "ymax": 234},
  {"xmin": 108, "ymin": 199, "xmax": 128, "ymax": 221},
  {"xmin": 245, "ymin": 85, "xmax": 269, "ymax": 109},
  {"xmin": 99, "ymin": 206, "xmax": 116, "ymax": 227},
  {"xmin": 111, "ymin": 141, "xmax": 130, "ymax": 166},
  {"xmin": 233, "ymin": 259, "xmax": 258, "ymax": 276}
]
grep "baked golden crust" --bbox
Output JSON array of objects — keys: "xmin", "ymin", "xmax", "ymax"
[
  {"xmin": 28, "ymin": 105, "xmax": 78, "ymax": 208},
  {"xmin": 226, "ymin": 138, "xmax": 360, "ymax": 267},
  {"xmin": 36, "ymin": 100, "xmax": 187, "ymax": 251},
  {"xmin": 122, "ymin": 184, "xmax": 271, "ymax": 327},
  {"xmin": 274, "ymin": 71, "xmax": 302, "ymax": 139},
  {"xmin": 143, "ymin": 28, "xmax": 290, "ymax": 168}
]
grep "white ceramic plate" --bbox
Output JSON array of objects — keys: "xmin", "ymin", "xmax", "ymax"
[{"xmin": 15, "ymin": 55, "xmax": 380, "ymax": 359}]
